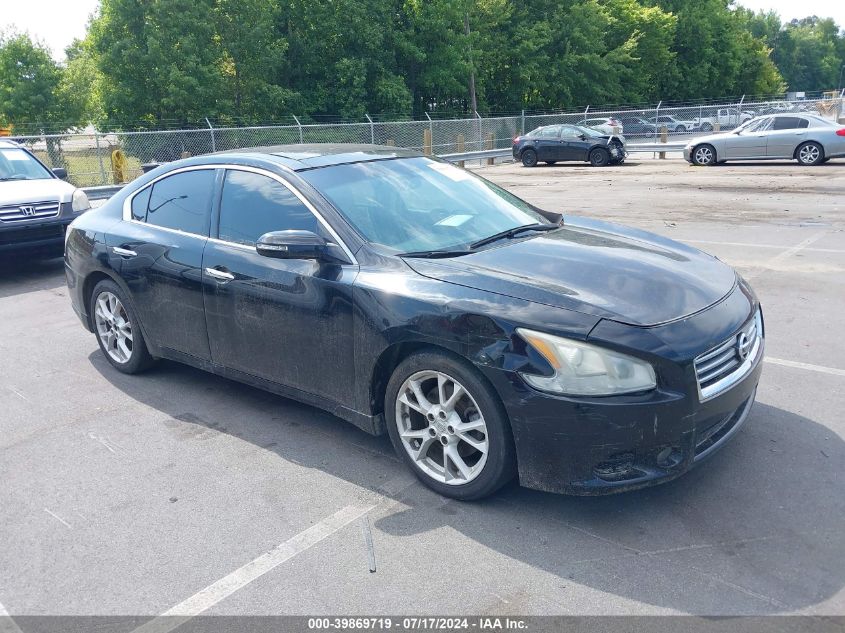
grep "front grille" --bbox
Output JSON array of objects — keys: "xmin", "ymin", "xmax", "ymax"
[
  {"xmin": 0, "ymin": 200, "xmax": 61, "ymax": 222},
  {"xmin": 695, "ymin": 309, "xmax": 763, "ymax": 401}
]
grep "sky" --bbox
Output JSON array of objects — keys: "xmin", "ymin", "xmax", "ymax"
[{"xmin": 3, "ymin": 0, "xmax": 845, "ymax": 63}]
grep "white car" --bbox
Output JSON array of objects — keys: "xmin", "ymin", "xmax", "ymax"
[
  {"xmin": 684, "ymin": 114, "xmax": 845, "ymax": 166},
  {"xmin": 0, "ymin": 139, "xmax": 91, "ymax": 256},
  {"xmin": 583, "ymin": 117, "xmax": 623, "ymax": 135}
]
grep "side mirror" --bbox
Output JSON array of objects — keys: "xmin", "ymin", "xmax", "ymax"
[
  {"xmin": 52, "ymin": 167, "xmax": 68, "ymax": 179},
  {"xmin": 256, "ymin": 230, "xmax": 327, "ymax": 260},
  {"xmin": 578, "ymin": 134, "xmax": 587, "ymax": 140}
]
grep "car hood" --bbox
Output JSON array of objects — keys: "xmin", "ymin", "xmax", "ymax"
[
  {"xmin": 0, "ymin": 178, "xmax": 76, "ymax": 206},
  {"xmin": 403, "ymin": 217, "xmax": 737, "ymax": 327}
]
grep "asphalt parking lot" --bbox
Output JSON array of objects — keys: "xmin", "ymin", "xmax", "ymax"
[{"xmin": 1, "ymin": 157, "xmax": 843, "ymax": 620}]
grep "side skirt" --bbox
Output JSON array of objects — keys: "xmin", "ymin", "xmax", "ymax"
[{"xmin": 157, "ymin": 347, "xmax": 386, "ymax": 436}]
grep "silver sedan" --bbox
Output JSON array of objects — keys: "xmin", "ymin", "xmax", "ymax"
[{"xmin": 684, "ymin": 114, "xmax": 845, "ymax": 166}]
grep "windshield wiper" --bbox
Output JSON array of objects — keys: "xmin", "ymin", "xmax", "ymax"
[
  {"xmin": 469, "ymin": 223, "xmax": 560, "ymax": 250},
  {"xmin": 398, "ymin": 249, "xmax": 474, "ymax": 259}
]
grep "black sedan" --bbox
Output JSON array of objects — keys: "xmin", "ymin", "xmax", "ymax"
[
  {"xmin": 512, "ymin": 125, "xmax": 626, "ymax": 167},
  {"xmin": 65, "ymin": 145, "xmax": 764, "ymax": 500}
]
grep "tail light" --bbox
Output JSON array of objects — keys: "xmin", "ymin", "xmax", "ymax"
[{"xmin": 836, "ymin": 129, "xmax": 845, "ymax": 137}]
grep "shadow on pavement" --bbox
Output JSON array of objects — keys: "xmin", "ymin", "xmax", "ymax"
[{"xmin": 89, "ymin": 353, "xmax": 844, "ymax": 615}]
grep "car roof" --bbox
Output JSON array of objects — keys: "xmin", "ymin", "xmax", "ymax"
[
  {"xmin": 0, "ymin": 139, "xmax": 21, "ymax": 148},
  {"xmin": 214, "ymin": 143, "xmax": 421, "ymax": 171}
]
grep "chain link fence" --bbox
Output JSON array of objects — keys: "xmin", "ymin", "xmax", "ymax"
[{"xmin": 7, "ymin": 94, "xmax": 844, "ymax": 187}]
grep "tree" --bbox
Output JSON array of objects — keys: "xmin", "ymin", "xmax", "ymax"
[
  {"xmin": 91, "ymin": 0, "xmax": 227, "ymax": 126},
  {"xmin": 0, "ymin": 32, "xmax": 63, "ymax": 133}
]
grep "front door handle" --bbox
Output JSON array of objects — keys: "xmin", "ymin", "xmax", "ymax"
[
  {"xmin": 205, "ymin": 267, "xmax": 235, "ymax": 281},
  {"xmin": 112, "ymin": 247, "xmax": 137, "ymax": 257}
]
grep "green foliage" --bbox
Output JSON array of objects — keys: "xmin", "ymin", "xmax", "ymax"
[
  {"xmin": 5, "ymin": 0, "xmax": 844, "ymax": 129},
  {"xmin": 0, "ymin": 32, "xmax": 63, "ymax": 131}
]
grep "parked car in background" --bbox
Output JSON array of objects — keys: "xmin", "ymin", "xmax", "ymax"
[
  {"xmin": 649, "ymin": 115, "xmax": 697, "ymax": 133},
  {"xmin": 0, "ymin": 139, "xmax": 91, "ymax": 256},
  {"xmin": 685, "ymin": 114, "xmax": 845, "ymax": 166},
  {"xmin": 617, "ymin": 115, "xmax": 658, "ymax": 138},
  {"xmin": 582, "ymin": 117, "xmax": 623, "ymax": 135},
  {"xmin": 694, "ymin": 108, "xmax": 754, "ymax": 132},
  {"xmin": 513, "ymin": 125, "xmax": 626, "ymax": 167},
  {"xmin": 65, "ymin": 144, "xmax": 764, "ymax": 500}
]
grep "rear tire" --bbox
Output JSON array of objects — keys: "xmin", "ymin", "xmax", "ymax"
[
  {"xmin": 691, "ymin": 144, "xmax": 717, "ymax": 166},
  {"xmin": 385, "ymin": 350, "xmax": 516, "ymax": 500},
  {"xmin": 701, "ymin": 123, "xmax": 714, "ymax": 132},
  {"xmin": 90, "ymin": 279, "xmax": 155, "ymax": 374},
  {"xmin": 796, "ymin": 142, "xmax": 824, "ymax": 166},
  {"xmin": 521, "ymin": 149, "xmax": 538, "ymax": 167},
  {"xmin": 589, "ymin": 148, "xmax": 610, "ymax": 167}
]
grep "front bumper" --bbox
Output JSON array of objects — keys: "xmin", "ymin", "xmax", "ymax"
[
  {"xmin": 481, "ymin": 292, "xmax": 764, "ymax": 495},
  {"xmin": 0, "ymin": 219, "xmax": 72, "ymax": 254},
  {"xmin": 683, "ymin": 146, "xmax": 693, "ymax": 162}
]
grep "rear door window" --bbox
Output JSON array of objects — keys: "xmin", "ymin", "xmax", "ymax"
[
  {"xmin": 772, "ymin": 117, "xmax": 807, "ymax": 130},
  {"xmin": 145, "ymin": 170, "xmax": 215, "ymax": 235}
]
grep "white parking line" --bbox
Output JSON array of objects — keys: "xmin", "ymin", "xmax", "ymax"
[
  {"xmin": 684, "ymin": 239, "xmax": 845, "ymax": 254},
  {"xmin": 131, "ymin": 503, "xmax": 376, "ymax": 633},
  {"xmin": 131, "ymin": 473, "xmax": 416, "ymax": 633},
  {"xmin": 765, "ymin": 357, "xmax": 845, "ymax": 377},
  {"xmin": 0, "ymin": 600, "xmax": 23, "ymax": 633},
  {"xmin": 744, "ymin": 231, "xmax": 828, "ymax": 280}
]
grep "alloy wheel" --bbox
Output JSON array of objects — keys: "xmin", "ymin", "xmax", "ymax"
[
  {"xmin": 94, "ymin": 291, "xmax": 133, "ymax": 363},
  {"xmin": 798, "ymin": 144, "xmax": 821, "ymax": 165},
  {"xmin": 395, "ymin": 370, "xmax": 489, "ymax": 485},
  {"xmin": 694, "ymin": 146, "xmax": 714, "ymax": 165}
]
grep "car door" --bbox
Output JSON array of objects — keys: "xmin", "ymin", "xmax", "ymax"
[
  {"xmin": 107, "ymin": 167, "xmax": 215, "ymax": 361},
  {"xmin": 530, "ymin": 126, "xmax": 563, "ymax": 161},
  {"xmin": 202, "ymin": 167, "xmax": 357, "ymax": 405},
  {"xmin": 559, "ymin": 125, "xmax": 590, "ymax": 161},
  {"xmin": 724, "ymin": 118, "xmax": 772, "ymax": 159},
  {"xmin": 765, "ymin": 116, "xmax": 809, "ymax": 158}
]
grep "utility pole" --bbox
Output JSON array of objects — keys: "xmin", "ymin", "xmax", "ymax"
[{"xmin": 464, "ymin": 9, "xmax": 478, "ymax": 115}]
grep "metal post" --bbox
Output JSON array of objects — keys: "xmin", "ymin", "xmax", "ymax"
[
  {"xmin": 94, "ymin": 131, "xmax": 107, "ymax": 185},
  {"xmin": 424, "ymin": 112, "xmax": 433, "ymax": 151},
  {"xmin": 521, "ymin": 109, "xmax": 525, "ymax": 135},
  {"xmin": 474, "ymin": 110, "xmax": 482, "ymax": 151},
  {"xmin": 292, "ymin": 115, "xmax": 304, "ymax": 144},
  {"xmin": 738, "ymin": 95, "xmax": 745, "ymax": 127},
  {"xmin": 365, "ymin": 113, "xmax": 375, "ymax": 145},
  {"xmin": 583, "ymin": 106, "xmax": 589, "ymax": 124},
  {"xmin": 456, "ymin": 134, "xmax": 466, "ymax": 168},
  {"xmin": 205, "ymin": 117, "xmax": 216, "ymax": 153}
]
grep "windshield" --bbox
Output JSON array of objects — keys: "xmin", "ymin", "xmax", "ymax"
[
  {"xmin": 301, "ymin": 157, "xmax": 549, "ymax": 253},
  {"xmin": 0, "ymin": 147, "xmax": 53, "ymax": 181}
]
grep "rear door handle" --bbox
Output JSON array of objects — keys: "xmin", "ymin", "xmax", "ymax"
[
  {"xmin": 112, "ymin": 247, "xmax": 137, "ymax": 257},
  {"xmin": 205, "ymin": 267, "xmax": 235, "ymax": 281}
]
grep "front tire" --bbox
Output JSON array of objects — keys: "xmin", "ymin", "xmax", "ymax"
[
  {"xmin": 796, "ymin": 142, "xmax": 824, "ymax": 166},
  {"xmin": 692, "ymin": 144, "xmax": 717, "ymax": 166},
  {"xmin": 521, "ymin": 149, "xmax": 538, "ymax": 167},
  {"xmin": 589, "ymin": 147, "xmax": 610, "ymax": 167},
  {"xmin": 385, "ymin": 351, "xmax": 516, "ymax": 500},
  {"xmin": 90, "ymin": 279, "xmax": 155, "ymax": 374}
]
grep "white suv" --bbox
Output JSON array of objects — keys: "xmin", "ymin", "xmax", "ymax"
[{"xmin": 0, "ymin": 139, "xmax": 90, "ymax": 256}]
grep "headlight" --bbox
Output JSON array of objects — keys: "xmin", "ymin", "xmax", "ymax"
[
  {"xmin": 517, "ymin": 328, "xmax": 657, "ymax": 396},
  {"xmin": 71, "ymin": 189, "xmax": 91, "ymax": 213}
]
